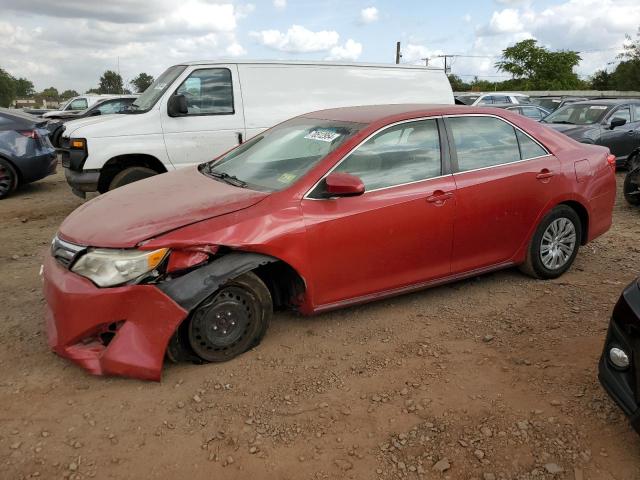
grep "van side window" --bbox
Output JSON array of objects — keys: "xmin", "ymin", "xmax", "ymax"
[
  {"xmin": 176, "ymin": 68, "xmax": 234, "ymax": 115},
  {"xmin": 333, "ymin": 119, "xmax": 441, "ymax": 190}
]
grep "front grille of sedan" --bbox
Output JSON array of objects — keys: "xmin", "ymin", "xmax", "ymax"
[{"xmin": 51, "ymin": 235, "xmax": 85, "ymax": 269}]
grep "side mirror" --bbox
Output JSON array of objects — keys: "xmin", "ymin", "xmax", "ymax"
[
  {"xmin": 610, "ymin": 117, "xmax": 627, "ymax": 129},
  {"xmin": 324, "ymin": 172, "xmax": 365, "ymax": 197},
  {"xmin": 167, "ymin": 94, "xmax": 189, "ymax": 117},
  {"xmin": 89, "ymin": 110, "xmax": 101, "ymax": 116}
]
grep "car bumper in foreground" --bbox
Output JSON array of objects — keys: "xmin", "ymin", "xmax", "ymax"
[
  {"xmin": 598, "ymin": 279, "xmax": 640, "ymax": 433},
  {"xmin": 43, "ymin": 252, "xmax": 187, "ymax": 381}
]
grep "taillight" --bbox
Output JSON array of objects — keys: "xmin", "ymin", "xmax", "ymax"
[
  {"xmin": 17, "ymin": 130, "xmax": 39, "ymax": 139},
  {"xmin": 607, "ymin": 154, "xmax": 616, "ymax": 170}
]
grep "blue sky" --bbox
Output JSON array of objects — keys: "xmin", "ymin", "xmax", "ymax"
[{"xmin": 0, "ymin": 0, "xmax": 637, "ymax": 91}]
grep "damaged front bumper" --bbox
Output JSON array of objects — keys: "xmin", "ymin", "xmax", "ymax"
[
  {"xmin": 43, "ymin": 252, "xmax": 187, "ymax": 381},
  {"xmin": 598, "ymin": 278, "xmax": 640, "ymax": 433}
]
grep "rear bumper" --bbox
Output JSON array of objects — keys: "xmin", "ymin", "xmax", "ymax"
[
  {"xmin": 43, "ymin": 252, "xmax": 188, "ymax": 381},
  {"xmin": 598, "ymin": 279, "xmax": 640, "ymax": 433},
  {"xmin": 20, "ymin": 151, "xmax": 57, "ymax": 184},
  {"xmin": 64, "ymin": 168, "xmax": 100, "ymax": 198}
]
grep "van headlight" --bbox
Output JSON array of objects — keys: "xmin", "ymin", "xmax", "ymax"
[{"xmin": 72, "ymin": 248, "xmax": 168, "ymax": 287}]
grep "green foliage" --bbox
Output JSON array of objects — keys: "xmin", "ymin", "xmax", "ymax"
[
  {"xmin": 589, "ymin": 70, "xmax": 613, "ymax": 90},
  {"xmin": 447, "ymin": 74, "xmax": 470, "ymax": 92},
  {"xmin": 41, "ymin": 87, "xmax": 59, "ymax": 100},
  {"xmin": 98, "ymin": 70, "xmax": 124, "ymax": 94},
  {"xmin": 14, "ymin": 78, "xmax": 34, "ymax": 97},
  {"xmin": 130, "ymin": 73, "xmax": 154, "ymax": 93},
  {"xmin": 0, "ymin": 68, "xmax": 17, "ymax": 107},
  {"xmin": 85, "ymin": 88, "xmax": 101, "ymax": 94},
  {"xmin": 495, "ymin": 39, "xmax": 582, "ymax": 89},
  {"xmin": 60, "ymin": 89, "xmax": 79, "ymax": 100}
]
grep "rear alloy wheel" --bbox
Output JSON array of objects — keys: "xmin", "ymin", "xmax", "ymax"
[
  {"xmin": 624, "ymin": 167, "xmax": 640, "ymax": 206},
  {"xmin": 0, "ymin": 158, "xmax": 18, "ymax": 199},
  {"xmin": 520, "ymin": 205, "xmax": 581, "ymax": 279},
  {"xmin": 187, "ymin": 272, "xmax": 272, "ymax": 362},
  {"xmin": 627, "ymin": 153, "xmax": 640, "ymax": 172},
  {"xmin": 108, "ymin": 166, "xmax": 157, "ymax": 190}
]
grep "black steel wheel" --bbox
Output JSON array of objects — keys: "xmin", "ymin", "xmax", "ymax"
[
  {"xmin": 187, "ymin": 272, "xmax": 272, "ymax": 362},
  {"xmin": 0, "ymin": 158, "xmax": 18, "ymax": 199},
  {"xmin": 624, "ymin": 167, "xmax": 640, "ymax": 206},
  {"xmin": 108, "ymin": 166, "xmax": 157, "ymax": 190}
]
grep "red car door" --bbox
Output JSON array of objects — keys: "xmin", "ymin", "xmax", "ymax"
[
  {"xmin": 301, "ymin": 118, "xmax": 456, "ymax": 309},
  {"xmin": 444, "ymin": 115, "xmax": 561, "ymax": 274}
]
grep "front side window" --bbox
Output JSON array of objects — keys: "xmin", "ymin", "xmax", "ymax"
[
  {"xmin": 176, "ymin": 68, "xmax": 234, "ymax": 115},
  {"xmin": 204, "ymin": 118, "xmax": 364, "ymax": 192},
  {"xmin": 68, "ymin": 98, "xmax": 88, "ymax": 110},
  {"xmin": 610, "ymin": 106, "xmax": 631, "ymax": 124},
  {"xmin": 97, "ymin": 100, "xmax": 122, "ymax": 114},
  {"xmin": 333, "ymin": 119, "xmax": 441, "ymax": 191},
  {"xmin": 449, "ymin": 116, "xmax": 520, "ymax": 171}
]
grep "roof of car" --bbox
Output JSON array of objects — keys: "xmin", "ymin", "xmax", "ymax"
[
  {"xmin": 570, "ymin": 98, "xmax": 640, "ymax": 106},
  {"xmin": 176, "ymin": 59, "xmax": 442, "ymax": 70},
  {"xmin": 301, "ymin": 104, "xmax": 522, "ymax": 124}
]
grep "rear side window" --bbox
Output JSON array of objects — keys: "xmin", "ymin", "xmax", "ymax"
[
  {"xmin": 612, "ymin": 106, "xmax": 631, "ymax": 123},
  {"xmin": 521, "ymin": 106, "xmax": 543, "ymax": 119},
  {"xmin": 334, "ymin": 119, "xmax": 441, "ymax": 190},
  {"xmin": 68, "ymin": 98, "xmax": 88, "ymax": 110},
  {"xmin": 176, "ymin": 68, "xmax": 234, "ymax": 115},
  {"xmin": 448, "ymin": 116, "xmax": 520, "ymax": 171},
  {"xmin": 515, "ymin": 130, "xmax": 547, "ymax": 159},
  {"xmin": 634, "ymin": 104, "xmax": 640, "ymax": 121}
]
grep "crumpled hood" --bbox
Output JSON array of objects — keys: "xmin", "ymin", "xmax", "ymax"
[{"xmin": 58, "ymin": 167, "xmax": 269, "ymax": 248}]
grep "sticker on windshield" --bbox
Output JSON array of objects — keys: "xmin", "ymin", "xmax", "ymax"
[
  {"xmin": 304, "ymin": 129, "xmax": 341, "ymax": 142},
  {"xmin": 277, "ymin": 173, "xmax": 297, "ymax": 184},
  {"xmin": 589, "ymin": 106, "xmax": 608, "ymax": 110}
]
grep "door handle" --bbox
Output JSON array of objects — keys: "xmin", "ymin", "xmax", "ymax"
[
  {"xmin": 536, "ymin": 169, "xmax": 554, "ymax": 180},
  {"xmin": 426, "ymin": 191, "xmax": 453, "ymax": 204},
  {"xmin": 237, "ymin": 132, "xmax": 243, "ymax": 144}
]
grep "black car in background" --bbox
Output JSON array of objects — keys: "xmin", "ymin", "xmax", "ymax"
[
  {"xmin": 542, "ymin": 99, "xmax": 640, "ymax": 168},
  {"xmin": 47, "ymin": 96, "xmax": 137, "ymax": 147},
  {"xmin": 0, "ymin": 109, "xmax": 57, "ymax": 198},
  {"xmin": 531, "ymin": 96, "xmax": 587, "ymax": 112}
]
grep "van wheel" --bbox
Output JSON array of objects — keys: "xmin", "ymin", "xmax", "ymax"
[
  {"xmin": 519, "ymin": 205, "xmax": 581, "ymax": 279},
  {"xmin": 0, "ymin": 158, "xmax": 18, "ymax": 199},
  {"xmin": 108, "ymin": 166, "xmax": 157, "ymax": 190},
  {"xmin": 187, "ymin": 272, "xmax": 272, "ymax": 363}
]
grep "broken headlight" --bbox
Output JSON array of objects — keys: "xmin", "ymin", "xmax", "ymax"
[{"xmin": 72, "ymin": 248, "xmax": 168, "ymax": 287}]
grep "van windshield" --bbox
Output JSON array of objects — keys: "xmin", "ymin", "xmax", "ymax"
[
  {"xmin": 129, "ymin": 65, "xmax": 186, "ymax": 113},
  {"xmin": 201, "ymin": 118, "xmax": 364, "ymax": 192}
]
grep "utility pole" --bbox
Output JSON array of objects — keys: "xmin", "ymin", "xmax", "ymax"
[
  {"xmin": 421, "ymin": 57, "xmax": 429, "ymax": 66},
  {"xmin": 395, "ymin": 42, "xmax": 402, "ymax": 64}
]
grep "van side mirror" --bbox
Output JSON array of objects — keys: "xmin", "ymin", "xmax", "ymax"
[
  {"xmin": 324, "ymin": 172, "xmax": 365, "ymax": 197},
  {"xmin": 610, "ymin": 117, "xmax": 627, "ymax": 129},
  {"xmin": 168, "ymin": 94, "xmax": 189, "ymax": 117}
]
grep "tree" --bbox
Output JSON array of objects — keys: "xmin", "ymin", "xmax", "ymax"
[
  {"xmin": 41, "ymin": 87, "xmax": 59, "ymax": 100},
  {"xmin": 447, "ymin": 74, "xmax": 470, "ymax": 92},
  {"xmin": 14, "ymin": 78, "xmax": 34, "ymax": 97},
  {"xmin": 495, "ymin": 39, "xmax": 582, "ymax": 90},
  {"xmin": 130, "ymin": 72, "xmax": 154, "ymax": 93},
  {"xmin": 590, "ymin": 69, "xmax": 613, "ymax": 90},
  {"xmin": 60, "ymin": 89, "xmax": 79, "ymax": 100},
  {"xmin": 98, "ymin": 70, "xmax": 124, "ymax": 94},
  {"xmin": 0, "ymin": 68, "xmax": 17, "ymax": 107},
  {"xmin": 85, "ymin": 87, "xmax": 101, "ymax": 94},
  {"xmin": 612, "ymin": 27, "xmax": 640, "ymax": 90}
]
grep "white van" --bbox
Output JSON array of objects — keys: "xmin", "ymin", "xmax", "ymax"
[{"xmin": 60, "ymin": 60, "xmax": 453, "ymax": 196}]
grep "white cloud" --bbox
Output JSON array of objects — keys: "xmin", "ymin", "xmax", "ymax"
[
  {"xmin": 326, "ymin": 39, "xmax": 363, "ymax": 61},
  {"xmin": 360, "ymin": 7, "xmax": 379, "ymax": 24},
  {"xmin": 250, "ymin": 25, "xmax": 340, "ymax": 53},
  {"xmin": 484, "ymin": 8, "xmax": 523, "ymax": 35},
  {"xmin": 273, "ymin": 0, "xmax": 286, "ymax": 8}
]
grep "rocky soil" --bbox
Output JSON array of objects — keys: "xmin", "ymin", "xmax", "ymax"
[{"xmin": 1, "ymin": 170, "xmax": 639, "ymax": 479}]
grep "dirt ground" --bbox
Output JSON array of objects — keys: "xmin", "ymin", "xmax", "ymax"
[{"xmin": 1, "ymin": 169, "xmax": 639, "ymax": 480}]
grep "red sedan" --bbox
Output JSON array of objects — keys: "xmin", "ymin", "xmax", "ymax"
[{"xmin": 43, "ymin": 105, "xmax": 616, "ymax": 380}]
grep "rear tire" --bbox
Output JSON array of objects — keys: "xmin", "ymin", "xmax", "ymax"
[
  {"xmin": 186, "ymin": 272, "xmax": 272, "ymax": 363},
  {"xmin": 108, "ymin": 166, "xmax": 157, "ymax": 190},
  {"xmin": 0, "ymin": 158, "xmax": 18, "ymax": 199},
  {"xmin": 624, "ymin": 167, "xmax": 640, "ymax": 206},
  {"xmin": 519, "ymin": 205, "xmax": 581, "ymax": 279}
]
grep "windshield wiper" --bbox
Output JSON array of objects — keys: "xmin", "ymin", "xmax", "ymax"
[
  {"xmin": 205, "ymin": 167, "xmax": 247, "ymax": 187},
  {"xmin": 549, "ymin": 120, "xmax": 575, "ymax": 125}
]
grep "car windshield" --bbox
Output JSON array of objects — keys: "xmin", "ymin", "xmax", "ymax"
[
  {"xmin": 543, "ymin": 104, "xmax": 612, "ymax": 125},
  {"xmin": 201, "ymin": 118, "xmax": 365, "ymax": 192},
  {"xmin": 129, "ymin": 65, "xmax": 186, "ymax": 113}
]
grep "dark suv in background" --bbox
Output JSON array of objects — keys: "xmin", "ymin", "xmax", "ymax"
[{"xmin": 542, "ymin": 99, "xmax": 640, "ymax": 168}]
